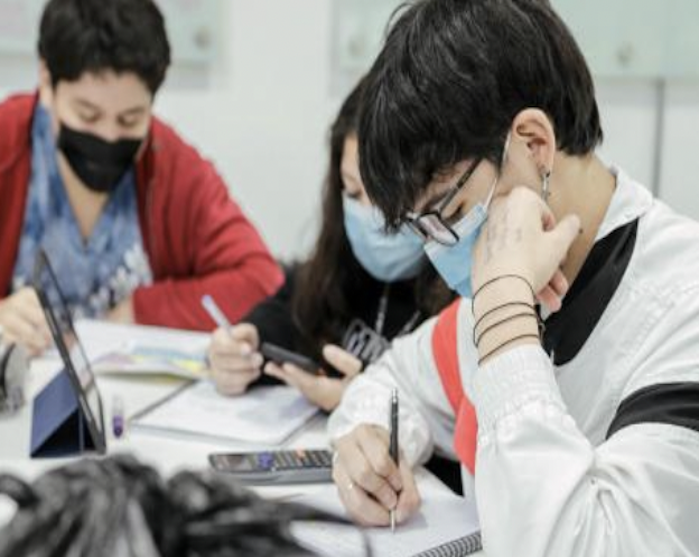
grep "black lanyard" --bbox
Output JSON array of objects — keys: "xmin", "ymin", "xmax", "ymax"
[{"xmin": 374, "ymin": 283, "xmax": 421, "ymax": 338}]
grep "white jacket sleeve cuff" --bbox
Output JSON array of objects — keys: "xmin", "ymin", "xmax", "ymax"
[{"xmin": 472, "ymin": 344, "xmax": 567, "ymax": 436}]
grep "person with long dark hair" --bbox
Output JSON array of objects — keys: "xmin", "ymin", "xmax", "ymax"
[{"xmin": 207, "ymin": 79, "xmax": 453, "ymax": 412}]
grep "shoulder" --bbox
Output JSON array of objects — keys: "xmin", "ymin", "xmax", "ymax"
[
  {"xmin": 615, "ymin": 202, "xmax": 699, "ymax": 396},
  {"xmin": 0, "ymin": 92, "xmax": 35, "ymax": 127},
  {"xmin": 148, "ymin": 117, "xmax": 211, "ymax": 170},
  {"xmin": 0, "ymin": 92, "xmax": 36, "ymax": 167},
  {"xmin": 145, "ymin": 116, "xmax": 224, "ymax": 189},
  {"xmin": 139, "ymin": 116, "xmax": 233, "ymax": 216},
  {"xmin": 631, "ymin": 199, "xmax": 699, "ymax": 302}
]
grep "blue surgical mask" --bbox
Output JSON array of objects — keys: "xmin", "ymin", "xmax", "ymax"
[
  {"xmin": 423, "ymin": 187, "xmax": 495, "ymax": 299},
  {"xmin": 423, "ymin": 133, "xmax": 514, "ymax": 299},
  {"xmin": 343, "ymin": 195, "xmax": 426, "ymax": 282}
]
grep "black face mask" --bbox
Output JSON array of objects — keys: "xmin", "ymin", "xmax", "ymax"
[{"xmin": 57, "ymin": 124, "xmax": 143, "ymax": 194}]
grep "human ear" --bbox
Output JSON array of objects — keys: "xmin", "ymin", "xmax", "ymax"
[{"xmin": 510, "ymin": 108, "xmax": 557, "ymax": 177}]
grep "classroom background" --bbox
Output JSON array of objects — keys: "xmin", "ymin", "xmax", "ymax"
[{"xmin": 1, "ymin": 0, "xmax": 698, "ymax": 260}]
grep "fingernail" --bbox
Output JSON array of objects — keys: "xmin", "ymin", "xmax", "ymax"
[
  {"xmin": 239, "ymin": 343, "xmax": 252, "ymax": 356},
  {"xmin": 323, "ymin": 344, "xmax": 338, "ymax": 359}
]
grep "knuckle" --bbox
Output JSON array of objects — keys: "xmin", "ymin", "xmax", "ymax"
[
  {"xmin": 376, "ymin": 483, "xmax": 394, "ymax": 503},
  {"xmin": 374, "ymin": 456, "xmax": 392, "ymax": 477},
  {"xmin": 356, "ymin": 463, "xmax": 374, "ymax": 487}
]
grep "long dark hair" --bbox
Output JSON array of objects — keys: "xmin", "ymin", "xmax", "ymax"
[{"xmin": 292, "ymin": 79, "xmax": 453, "ymax": 354}]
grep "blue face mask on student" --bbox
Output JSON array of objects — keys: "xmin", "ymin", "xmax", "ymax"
[
  {"xmin": 343, "ymin": 196, "xmax": 426, "ymax": 282},
  {"xmin": 423, "ymin": 135, "xmax": 512, "ymax": 299},
  {"xmin": 423, "ymin": 190, "xmax": 495, "ymax": 299}
]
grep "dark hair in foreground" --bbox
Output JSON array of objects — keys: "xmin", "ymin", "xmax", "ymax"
[
  {"xmin": 0, "ymin": 455, "xmax": 368, "ymax": 557},
  {"xmin": 359, "ymin": 0, "xmax": 604, "ymax": 228},
  {"xmin": 292, "ymin": 79, "xmax": 453, "ymax": 352},
  {"xmin": 38, "ymin": 0, "xmax": 171, "ymax": 94}
]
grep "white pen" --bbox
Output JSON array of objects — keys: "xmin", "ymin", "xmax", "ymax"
[{"xmin": 201, "ymin": 294, "xmax": 232, "ymax": 333}]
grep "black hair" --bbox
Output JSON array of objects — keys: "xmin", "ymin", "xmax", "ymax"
[
  {"xmin": 38, "ymin": 0, "xmax": 171, "ymax": 94},
  {"xmin": 0, "ymin": 455, "xmax": 362, "ymax": 556},
  {"xmin": 359, "ymin": 0, "xmax": 604, "ymax": 227},
  {"xmin": 292, "ymin": 78, "xmax": 453, "ymax": 352}
]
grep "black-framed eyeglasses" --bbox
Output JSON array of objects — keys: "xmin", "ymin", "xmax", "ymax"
[{"xmin": 404, "ymin": 157, "xmax": 483, "ymax": 246}]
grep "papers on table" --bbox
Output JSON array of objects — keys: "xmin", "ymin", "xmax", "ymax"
[
  {"xmin": 291, "ymin": 471, "xmax": 481, "ymax": 557},
  {"xmin": 75, "ymin": 320, "xmax": 210, "ymax": 380},
  {"xmin": 130, "ymin": 381, "xmax": 320, "ymax": 446},
  {"xmin": 91, "ymin": 344, "xmax": 208, "ymax": 380}
]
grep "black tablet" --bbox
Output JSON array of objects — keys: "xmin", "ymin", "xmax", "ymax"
[{"xmin": 33, "ymin": 250, "xmax": 107, "ymax": 454}]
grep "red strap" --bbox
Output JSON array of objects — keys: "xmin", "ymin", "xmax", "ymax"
[
  {"xmin": 432, "ymin": 300, "xmax": 478, "ymax": 474},
  {"xmin": 432, "ymin": 301, "xmax": 463, "ymax": 411}
]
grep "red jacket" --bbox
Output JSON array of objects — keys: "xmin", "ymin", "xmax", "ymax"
[{"xmin": 0, "ymin": 93, "xmax": 283, "ymax": 330}]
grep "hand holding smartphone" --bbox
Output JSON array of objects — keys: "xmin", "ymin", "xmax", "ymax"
[{"xmin": 259, "ymin": 342, "xmax": 320, "ymax": 374}]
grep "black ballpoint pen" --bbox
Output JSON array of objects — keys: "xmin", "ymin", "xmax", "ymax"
[{"xmin": 389, "ymin": 388, "xmax": 399, "ymax": 533}]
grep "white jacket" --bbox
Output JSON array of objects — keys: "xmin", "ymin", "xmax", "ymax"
[{"xmin": 328, "ymin": 168, "xmax": 699, "ymax": 557}]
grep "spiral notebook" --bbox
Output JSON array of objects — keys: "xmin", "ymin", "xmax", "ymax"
[
  {"xmin": 411, "ymin": 531, "xmax": 482, "ymax": 556},
  {"xmin": 292, "ymin": 471, "xmax": 481, "ymax": 557}
]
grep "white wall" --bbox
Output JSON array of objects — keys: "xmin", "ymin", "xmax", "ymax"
[{"xmin": 2, "ymin": 1, "xmax": 699, "ymax": 260}]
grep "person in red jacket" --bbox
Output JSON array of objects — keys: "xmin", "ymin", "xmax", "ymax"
[{"xmin": 0, "ymin": 0, "xmax": 283, "ymax": 355}]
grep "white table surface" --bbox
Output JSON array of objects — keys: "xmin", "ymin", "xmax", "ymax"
[
  {"xmin": 0, "ymin": 354, "xmax": 330, "ymax": 484},
  {"xmin": 0, "ymin": 325, "xmax": 484, "ymax": 556}
]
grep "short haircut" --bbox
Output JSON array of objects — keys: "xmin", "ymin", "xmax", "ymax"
[
  {"xmin": 359, "ymin": 0, "xmax": 604, "ymax": 227},
  {"xmin": 38, "ymin": 0, "xmax": 171, "ymax": 95}
]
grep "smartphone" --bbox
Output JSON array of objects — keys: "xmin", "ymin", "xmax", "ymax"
[
  {"xmin": 260, "ymin": 342, "xmax": 320, "ymax": 374},
  {"xmin": 208, "ymin": 449, "xmax": 333, "ymax": 485}
]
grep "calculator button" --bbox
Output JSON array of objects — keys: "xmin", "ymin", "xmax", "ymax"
[{"xmin": 257, "ymin": 453, "xmax": 274, "ymax": 470}]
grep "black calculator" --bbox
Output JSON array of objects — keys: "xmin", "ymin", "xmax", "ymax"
[{"xmin": 208, "ymin": 449, "xmax": 334, "ymax": 485}]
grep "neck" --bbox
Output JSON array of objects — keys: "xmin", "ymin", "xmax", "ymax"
[
  {"xmin": 548, "ymin": 153, "xmax": 616, "ymax": 287},
  {"xmin": 58, "ymin": 154, "xmax": 110, "ymax": 241}
]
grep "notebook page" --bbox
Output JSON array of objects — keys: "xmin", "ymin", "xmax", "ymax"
[
  {"xmin": 292, "ymin": 474, "xmax": 479, "ymax": 557},
  {"xmin": 131, "ymin": 381, "xmax": 319, "ymax": 445}
]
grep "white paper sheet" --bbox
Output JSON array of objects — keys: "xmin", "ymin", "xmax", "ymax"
[
  {"xmin": 75, "ymin": 320, "xmax": 210, "ymax": 361},
  {"xmin": 130, "ymin": 381, "xmax": 319, "ymax": 446}
]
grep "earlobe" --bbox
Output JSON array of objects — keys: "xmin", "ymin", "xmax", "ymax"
[{"xmin": 511, "ymin": 108, "xmax": 556, "ymax": 175}]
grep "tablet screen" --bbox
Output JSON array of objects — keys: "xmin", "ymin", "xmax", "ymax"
[{"xmin": 33, "ymin": 251, "xmax": 105, "ymax": 447}]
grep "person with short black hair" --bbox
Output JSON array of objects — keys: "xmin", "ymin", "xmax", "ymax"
[
  {"xmin": 0, "ymin": 0, "xmax": 282, "ymax": 355},
  {"xmin": 328, "ymin": 1, "xmax": 699, "ymax": 555}
]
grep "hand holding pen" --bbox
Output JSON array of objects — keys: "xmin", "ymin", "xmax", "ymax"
[
  {"xmin": 331, "ymin": 391, "xmax": 421, "ymax": 528},
  {"xmin": 202, "ymin": 295, "xmax": 264, "ymax": 396}
]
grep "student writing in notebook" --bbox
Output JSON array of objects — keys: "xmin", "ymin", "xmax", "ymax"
[
  {"xmin": 328, "ymin": 1, "xmax": 699, "ymax": 555},
  {"xmin": 0, "ymin": 0, "xmax": 282, "ymax": 355}
]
